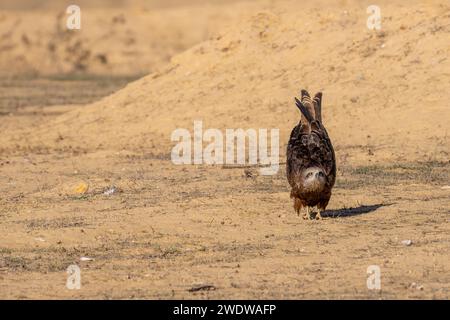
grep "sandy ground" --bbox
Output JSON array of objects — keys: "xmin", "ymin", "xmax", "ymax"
[{"xmin": 0, "ymin": 0, "xmax": 449, "ymax": 299}]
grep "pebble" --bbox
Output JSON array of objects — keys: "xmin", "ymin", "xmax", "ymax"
[{"xmin": 401, "ymin": 240, "xmax": 412, "ymax": 246}]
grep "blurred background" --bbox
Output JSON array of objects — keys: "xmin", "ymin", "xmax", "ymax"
[
  {"xmin": 0, "ymin": 0, "xmax": 261, "ymax": 115},
  {"xmin": 0, "ymin": 0, "xmax": 258, "ymax": 76}
]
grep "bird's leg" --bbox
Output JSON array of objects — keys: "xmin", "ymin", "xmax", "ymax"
[
  {"xmin": 303, "ymin": 207, "xmax": 312, "ymax": 220},
  {"xmin": 302, "ymin": 208, "xmax": 308, "ymax": 220},
  {"xmin": 302, "ymin": 207, "xmax": 308, "ymax": 220},
  {"xmin": 315, "ymin": 209, "xmax": 323, "ymax": 220}
]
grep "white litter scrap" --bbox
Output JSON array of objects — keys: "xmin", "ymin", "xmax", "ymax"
[
  {"xmin": 80, "ymin": 257, "xmax": 95, "ymax": 262},
  {"xmin": 103, "ymin": 186, "xmax": 118, "ymax": 196}
]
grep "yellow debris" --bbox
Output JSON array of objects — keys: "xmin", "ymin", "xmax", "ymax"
[{"xmin": 74, "ymin": 182, "xmax": 89, "ymax": 194}]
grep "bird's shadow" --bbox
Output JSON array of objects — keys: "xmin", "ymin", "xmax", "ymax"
[{"xmin": 322, "ymin": 203, "xmax": 388, "ymax": 218}]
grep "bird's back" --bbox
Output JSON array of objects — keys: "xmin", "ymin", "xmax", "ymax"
[{"xmin": 286, "ymin": 122, "xmax": 335, "ymax": 190}]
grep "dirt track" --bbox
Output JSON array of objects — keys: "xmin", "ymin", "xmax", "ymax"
[{"xmin": 0, "ymin": 0, "xmax": 449, "ymax": 299}]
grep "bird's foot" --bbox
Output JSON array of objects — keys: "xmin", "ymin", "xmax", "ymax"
[
  {"xmin": 303, "ymin": 207, "xmax": 313, "ymax": 220},
  {"xmin": 315, "ymin": 210, "xmax": 323, "ymax": 220}
]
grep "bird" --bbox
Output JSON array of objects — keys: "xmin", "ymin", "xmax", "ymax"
[{"xmin": 286, "ymin": 89, "xmax": 336, "ymax": 220}]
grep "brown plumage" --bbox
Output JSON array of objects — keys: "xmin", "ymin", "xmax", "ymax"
[{"xmin": 286, "ymin": 90, "xmax": 336, "ymax": 220}]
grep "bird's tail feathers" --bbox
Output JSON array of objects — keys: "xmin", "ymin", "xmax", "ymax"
[
  {"xmin": 295, "ymin": 90, "xmax": 323, "ymax": 127},
  {"xmin": 313, "ymin": 92, "xmax": 322, "ymax": 123},
  {"xmin": 295, "ymin": 97, "xmax": 314, "ymax": 123}
]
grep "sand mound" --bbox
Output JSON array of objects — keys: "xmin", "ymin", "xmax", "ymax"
[{"xmin": 3, "ymin": 0, "xmax": 450, "ymax": 165}]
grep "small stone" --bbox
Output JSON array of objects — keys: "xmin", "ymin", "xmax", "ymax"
[
  {"xmin": 244, "ymin": 169, "xmax": 255, "ymax": 178},
  {"xmin": 401, "ymin": 240, "xmax": 412, "ymax": 246}
]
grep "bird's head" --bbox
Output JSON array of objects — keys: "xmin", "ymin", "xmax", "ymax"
[{"xmin": 301, "ymin": 166, "xmax": 327, "ymax": 192}]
